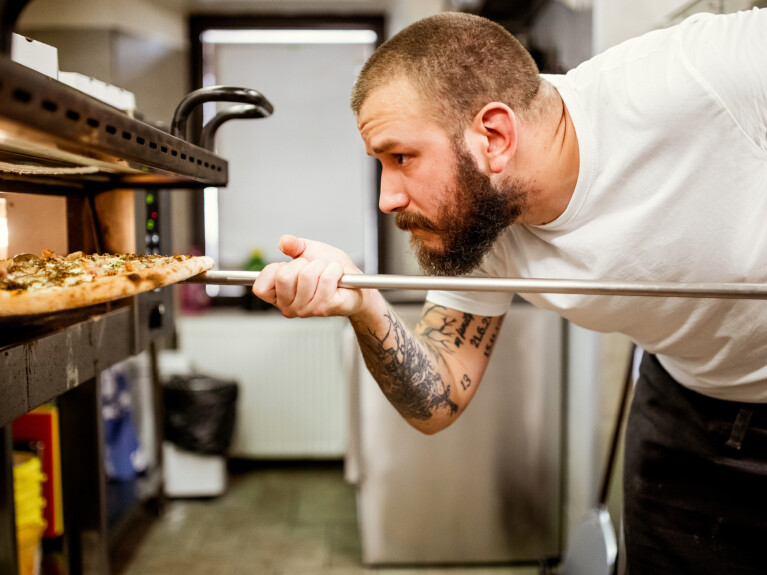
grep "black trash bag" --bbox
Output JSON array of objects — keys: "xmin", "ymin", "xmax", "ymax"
[{"xmin": 163, "ymin": 375, "xmax": 238, "ymax": 456}]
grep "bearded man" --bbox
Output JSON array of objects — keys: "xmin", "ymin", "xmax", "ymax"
[{"xmin": 253, "ymin": 8, "xmax": 767, "ymax": 574}]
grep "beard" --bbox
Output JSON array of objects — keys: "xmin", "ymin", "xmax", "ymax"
[{"xmin": 395, "ymin": 145, "xmax": 529, "ymax": 276}]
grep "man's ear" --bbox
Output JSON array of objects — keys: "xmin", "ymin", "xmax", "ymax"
[{"xmin": 465, "ymin": 102, "xmax": 517, "ymax": 174}]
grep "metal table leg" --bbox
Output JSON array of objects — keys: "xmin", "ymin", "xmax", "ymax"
[{"xmin": 0, "ymin": 425, "xmax": 18, "ymax": 575}]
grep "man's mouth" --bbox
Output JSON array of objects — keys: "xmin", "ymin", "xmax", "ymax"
[{"xmin": 395, "ymin": 212, "xmax": 438, "ymax": 233}]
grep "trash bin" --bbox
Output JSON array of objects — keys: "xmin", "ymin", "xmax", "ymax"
[{"xmin": 162, "ymin": 375, "xmax": 238, "ymax": 498}]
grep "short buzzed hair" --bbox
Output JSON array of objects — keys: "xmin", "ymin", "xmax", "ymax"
[{"xmin": 351, "ymin": 12, "xmax": 541, "ymax": 139}]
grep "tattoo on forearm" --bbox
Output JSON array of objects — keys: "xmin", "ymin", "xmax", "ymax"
[
  {"xmin": 454, "ymin": 313, "xmax": 474, "ymax": 348},
  {"xmin": 469, "ymin": 316, "xmax": 493, "ymax": 348},
  {"xmin": 459, "ymin": 374, "xmax": 471, "ymax": 391},
  {"xmin": 483, "ymin": 318, "xmax": 503, "ymax": 358},
  {"xmin": 356, "ymin": 309, "xmax": 458, "ymax": 421},
  {"xmin": 417, "ymin": 303, "xmax": 457, "ymax": 358}
]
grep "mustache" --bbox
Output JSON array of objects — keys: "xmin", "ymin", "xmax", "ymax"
[{"xmin": 395, "ymin": 212, "xmax": 439, "ymax": 233}]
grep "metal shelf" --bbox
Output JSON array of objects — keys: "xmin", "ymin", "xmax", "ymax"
[
  {"xmin": 0, "ymin": 304, "xmax": 135, "ymax": 427},
  {"xmin": 0, "ymin": 57, "xmax": 229, "ymax": 191}
]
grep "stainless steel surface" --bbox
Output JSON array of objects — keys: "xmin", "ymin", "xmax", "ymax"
[
  {"xmin": 185, "ymin": 269, "xmax": 767, "ymax": 299},
  {"xmin": 559, "ymin": 507, "xmax": 617, "ymax": 575},
  {"xmin": 350, "ymin": 304, "xmax": 563, "ymax": 564},
  {"xmin": 0, "ymin": 57, "xmax": 228, "ymax": 190}
]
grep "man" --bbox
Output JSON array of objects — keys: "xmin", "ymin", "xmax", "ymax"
[{"xmin": 253, "ymin": 8, "xmax": 767, "ymax": 573}]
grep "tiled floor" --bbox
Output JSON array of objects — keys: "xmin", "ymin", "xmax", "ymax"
[{"xmin": 112, "ymin": 461, "xmax": 541, "ymax": 575}]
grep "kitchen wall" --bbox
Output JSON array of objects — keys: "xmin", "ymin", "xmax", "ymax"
[
  {"xmin": 529, "ymin": 2, "xmax": 592, "ymax": 71},
  {"xmin": 592, "ymin": 0, "xmax": 756, "ymax": 53}
]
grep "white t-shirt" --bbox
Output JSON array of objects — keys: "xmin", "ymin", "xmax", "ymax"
[{"xmin": 426, "ymin": 8, "xmax": 767, "ymax": 402}]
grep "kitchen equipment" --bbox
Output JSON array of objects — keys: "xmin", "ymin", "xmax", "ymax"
[
  {"xmin": 0, "ymin": 7, "xmax": 254, "ymax": 573},
  {"xmin": 184, "ymin": 269, "xmax": 767, "ymax": 299},
  {"xmin": 557, "ymin": 344, "xmax": 636, "ymax": 575},
  {"xmin": 171, "ymin": 85, "xmax": 274, "ymax": 141},
  {"xmin": 200, "ymin": 104, "xmax": 271, "ymax": 151},
  {"xmin": 348, "ymin": 303, "xmax": 563, "ymax": 564}
]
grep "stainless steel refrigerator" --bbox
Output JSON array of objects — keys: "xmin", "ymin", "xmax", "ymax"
[{"xmin": 346, "ymin": 302, "xmax": 564, "ymax": 565}]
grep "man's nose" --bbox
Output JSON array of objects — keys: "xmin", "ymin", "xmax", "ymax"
[{"xmin": 379, "ymin": 171, "xmax": 409, "ymax": 213}]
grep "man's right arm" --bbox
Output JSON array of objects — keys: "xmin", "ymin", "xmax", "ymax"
[
  {"xmin": 349, "ymin": 290, "xmax": 504, "ymax": 434},
  {"xmin": 252, "ymin": 235, "xmax": 505, "ymax": 434}
]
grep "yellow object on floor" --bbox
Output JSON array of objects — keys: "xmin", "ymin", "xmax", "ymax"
[{"xmin": 13, "ymin": 452, "xmax": 47, "ymax": 575}]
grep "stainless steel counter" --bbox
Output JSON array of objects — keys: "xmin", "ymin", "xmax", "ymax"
[{"xmin": 347, "ymin": 303, "xmax": 564, "ymax": 565}]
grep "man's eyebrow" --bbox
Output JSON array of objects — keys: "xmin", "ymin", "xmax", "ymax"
[{"xmin": 371, "ymin": 140, "xmax": 399, "ymax": 154}]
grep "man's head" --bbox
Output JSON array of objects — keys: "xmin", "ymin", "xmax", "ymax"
[
  {"xmin": 353, "ymin": 12, "xmax": 541, "ymax": 275},
  {"xmin": 351, "ymin": 11, "xmax": 541, "ymax": 141}
]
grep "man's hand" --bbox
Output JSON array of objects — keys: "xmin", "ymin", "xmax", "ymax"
[{"xmin": 252, "ymin": 234, "xmax": 370, "ymax": 318}]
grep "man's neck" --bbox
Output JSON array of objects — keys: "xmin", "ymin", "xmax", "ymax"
[{"xmin": 514, "ymin": 81, "xmax": 580, "ymax": 226}]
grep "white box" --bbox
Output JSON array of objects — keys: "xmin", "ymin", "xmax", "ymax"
[
  {"xmin": 11, "ymin": 33, "xmax": 58, "ymax": 78},
  {"xmin": 162, "ymin": 441, "xmax": 227, "ymax": 498},
  {"xmin": 57, "ymin": 71, "xmax": 137, "ymax": 112}
]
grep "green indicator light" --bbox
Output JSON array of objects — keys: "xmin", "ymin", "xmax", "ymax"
[
  {"xmin": 146, "ymin": 193, "xmax": 155, "ymax": 204},
  {"xmin": 147, "ymin": 219, "xmax": 155, "ymax": 231}
]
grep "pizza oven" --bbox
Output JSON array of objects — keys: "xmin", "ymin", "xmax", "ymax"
[{"xmin": 0, "ymin": 3, "xmax": 272, "ymax": 572}]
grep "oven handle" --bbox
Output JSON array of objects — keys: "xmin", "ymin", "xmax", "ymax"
[
  {"xmin": 200, "ymin": 104, "xmax": 270, "ymax": 151},
  {"xmin": 182, "ymin": 270, "xmax": 767, "ymax": 300},
  {"xmin": 171, "ymin": 86, "xmax": 274, "ymax": 141}
]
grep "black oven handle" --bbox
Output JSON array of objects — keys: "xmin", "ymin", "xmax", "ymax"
[
  {"xmin": 171, "ymin": 86, "xmax": 274, "ymax": 141},
  {"xmin": 200, "ymin": 103, "xmax": 271, "ymax": 151}
]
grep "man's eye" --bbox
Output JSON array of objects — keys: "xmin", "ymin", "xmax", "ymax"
[{"xmin": 394, "ymin": 154, "xmax": 406, "ymax": 164}]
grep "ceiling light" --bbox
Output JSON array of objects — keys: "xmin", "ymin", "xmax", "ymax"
[{"xmin": 201, "ymin": 29, "xmax": 378, "ymax": 45}]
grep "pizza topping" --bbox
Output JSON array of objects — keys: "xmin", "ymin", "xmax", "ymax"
[
  {"xmin": 0, "ymin": 250, "xmax": 195, "ymax": 293},
  {"xmin": 0, "ymin": 251, "xmax": 213, "ymax": 317}
]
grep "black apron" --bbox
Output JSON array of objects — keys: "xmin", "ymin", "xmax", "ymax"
[{"xmin": 623, "ymin": 353, "xmax": 767, "ymax": 574}]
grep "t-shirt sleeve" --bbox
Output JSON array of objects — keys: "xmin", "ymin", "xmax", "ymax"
[
  {"xmin": 680, "ymin": 8, "xmax": 767, "ymax": 154},
  {"xmin": 425, "ymin": 241, "xmax": 514, "ymax": 317}
]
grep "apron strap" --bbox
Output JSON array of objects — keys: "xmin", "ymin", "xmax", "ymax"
[{"xmin": 726, "ymin": 407, "xmax": 753, "ymax": 450}]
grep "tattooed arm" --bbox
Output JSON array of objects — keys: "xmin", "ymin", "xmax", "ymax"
[
  {"xmin": 350, "ymin": 295, "xmax": 505, "ymax": 434},
  {"xmin": 252, "ymin": 235, "xmax": 505, "ymax": 433}
]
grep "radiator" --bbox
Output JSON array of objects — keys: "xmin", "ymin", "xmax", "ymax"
[{"xmin": 174, "ymin": 312, "xmax": 350, "ymax": 458}]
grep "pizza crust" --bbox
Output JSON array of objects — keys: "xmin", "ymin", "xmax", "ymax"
[{"xmin": 0, "ymin": 255, "xmax": 214, "ymax": 317}]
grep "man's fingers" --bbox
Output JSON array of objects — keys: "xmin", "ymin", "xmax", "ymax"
[
  {"xmin": 312, "ymin": 262, "xmax": 346, "ymax": 315},
  {"xmin": 251, "ymin": 262, "xmax": 285, "ymax": 304},
  {"xmin": 256, "ymin": 237, "xmax": 364, "ymax": 318},
  {"xmin": 293, "ymin": 260, "xmax": 326, "ymax": 312},
  {"xmin": 279, "ymin": 234, "xmax": 307, "ymax": 260},
  {"xmin": 274, "ymin": 258, "xmax": 309, "ymax": 312}
]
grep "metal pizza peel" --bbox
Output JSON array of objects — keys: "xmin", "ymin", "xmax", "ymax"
[{"xmin": 183, "ymin": 269, "xmax": 767, "ymax": 299}]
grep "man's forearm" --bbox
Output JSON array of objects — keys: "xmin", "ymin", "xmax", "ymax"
[{"xmin": 348, "ymin": 294, "xmax": 463, "ymax": 432}]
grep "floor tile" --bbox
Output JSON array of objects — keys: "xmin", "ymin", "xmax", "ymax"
[{"xmin": 112, "ymin": 461, "xmax": 545, "ymax": 575}]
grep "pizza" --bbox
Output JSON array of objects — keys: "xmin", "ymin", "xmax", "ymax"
[{"xmin": 0, "ymin": 250, "xmax": 214, "ymax": 316}]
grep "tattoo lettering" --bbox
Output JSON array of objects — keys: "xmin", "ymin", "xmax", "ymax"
[
  {"xmin": 356, "ymin": 310, "xmax": 458, "ymax": 421},
  {"xmin": 459, "ymin": 374, "xmax": 471, "ymax": 391},
  {"xmin": 483, "ymin": 319, "xmax": 503, "ymax": 358},
  {"xmin": 469, "ymin": 316, "xmax": 493, "ymax": 348},
  {"xmin": 454, "ymin": 313, "xmax": 474, "ymax": 348}
]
